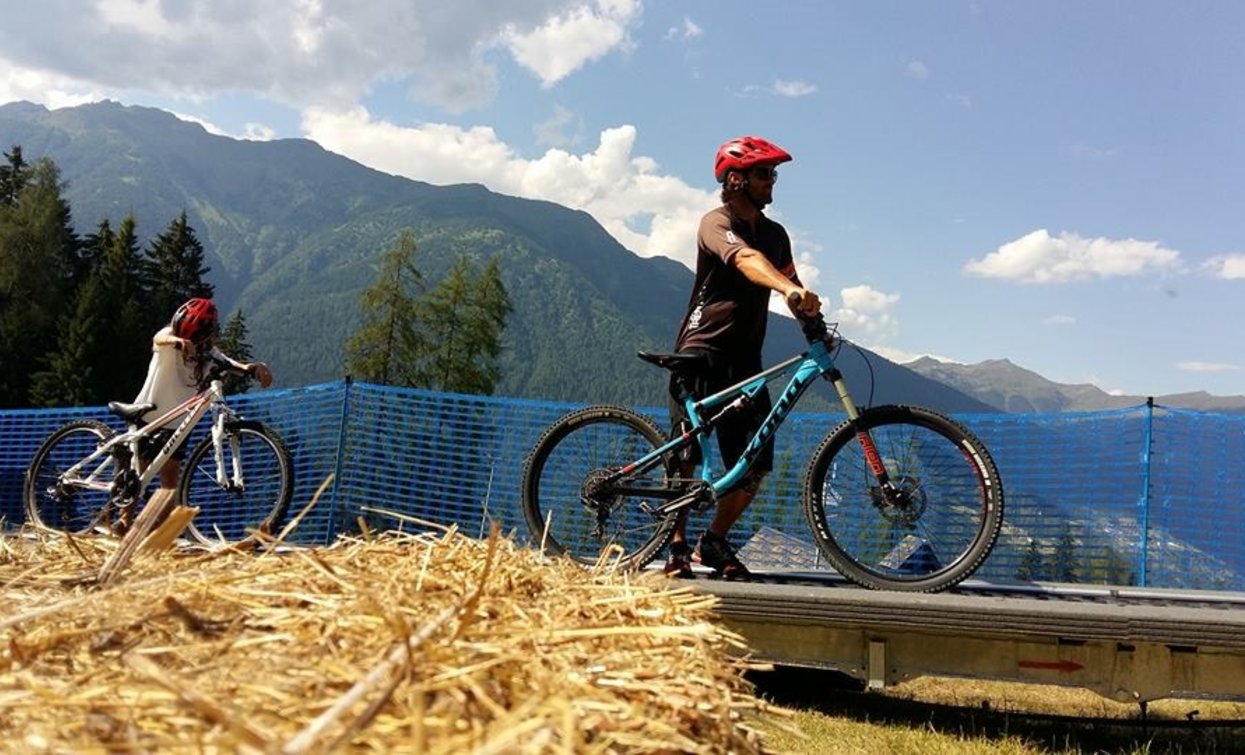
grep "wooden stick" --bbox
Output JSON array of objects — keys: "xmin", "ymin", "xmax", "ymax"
[
  {"xmin": 124, "ymin": 652, "xmax": 269, "ymax": 751},
  {"xmin": 281, "ymin": 603, "xmax": 460, "ymax": 754},
  {"xmin": 138, "ymin": 505, "xmax": 200, "ymax": 555},
  {"xmin": 97, "ymin": 488, "xmax": 177, "ymax": 585}
]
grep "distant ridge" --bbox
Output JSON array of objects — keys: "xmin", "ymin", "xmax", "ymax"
[{"xmin": 906, "ymin": 356, "xmax": 1245, "ymax": 414}]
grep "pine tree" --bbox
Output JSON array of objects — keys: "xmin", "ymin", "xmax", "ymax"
[
  {"xmin": 29, "ymin": 275, "xmax": 105, "ymax": 406},
  {"xmin": 1015, "ymin": 538, "xmax": 1046, "ymax": 581},
  {"xmin": 76, "ymin": 219, "xmax": 116, "ymax": 290},
  {"xmin": 1053, "ymin": 523, "xmax": 1080, "ymax": 583},
  {"xmin": 412, "ymin": 255, "xmax": 512, "ymax": 395},
  {"xmin": 345, "ymin": 230, "xmax": 425, "ymax": 386},
  {"xmin": 28, "ymin": 214, "xmax": 151, "ymax": 406},
  {"xmin": 0, "ymin": 157, "xmax": 79, "ymax": 407},
  {"xmin": 0, "ymin": 146, "xmax": 27, "ymax": 206},
  {"xmin": 146, "ymin": 210, "xmax": 213, "ymax": 325},
  {"xmin": 99, "ymin": 216, "xmax": 153, "ymax": 400},
  {"xmin": 217, "ymin": 309, "xmax": 256, "ymax": 394}
]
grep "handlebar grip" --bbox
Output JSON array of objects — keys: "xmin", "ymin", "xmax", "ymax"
[{"xmin": 786, "ymin": 290, "xmax": 803, "ymax": 308}]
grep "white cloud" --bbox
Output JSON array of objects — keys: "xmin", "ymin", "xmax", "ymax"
[
  {"xmin": 741, "ymin": 79, "xmax": 818, "ymax": 98},
  {"xmin": 0, "ymin": 62, "xmax": 106, "ymax": 109},
  {"xmin": 832, "ymin": 284, "xmax": 900, "ymax": 337},
  {"xmin": 964, "ymin": 229, "xmax": 1183, "ymax": 284},
  {"xmin": 1071, "ymin": 142, "xmax": 1119, "ymax": 159},
  {"xmin": 1203, "ymin": 253, "xmax": 1245, "ymax": 280},
  {"xmin": 503, "ymin": 0, "xmax": 641, "ymax": 87},
  {"xmin": 171, "ymin": 111, "xmax": 282, "ymax": 142},
  {"xmin": 0, "ymin": 2, "xmax": 641, "ymax": 112},
  {"xmin": 242, "ymin": 122, "xmax": 278, "ymax": 141},
  {"xmin": 1177, "ymin": 361, "xmax": 1243, "ymax": 374},
  {"xmin": 773, "ymin": 79, "xmax": 817, "ymax": 98},
  {"xmin": 171, "ymin": 111, "xmax": 228, "ymax": 136},
  {"xmin": 905, "ymin": 60, "xmax": 930, "ymax": 79},
  {"xmin": 875, "ymin": 347, "xmax": 961, "ymax": 365},
  {"xmin": 666, "ymin": 17, "xmax": 702, "ymax": 40},
  {"xmin": 1043, "ymin": 314, "xmax": 1076, "ymax": 326},
  {"xmin": 302, "ymin": 107, "xmax": 715, "ymax": 266},
  {"xmin": 302, "ymin": 106, "xmax": 829, "ymax": 290},
  {"xmin": 946, "ymin": 93, "xmax": 972, "ymax": 109},
  {"xmin": 533, "ymin": 105, "xmax": 581, "ymax": 148}
]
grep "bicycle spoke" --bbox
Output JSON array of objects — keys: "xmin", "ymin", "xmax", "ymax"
[
  {"xmin": 523, "ymin": 407, "xmax": 678, "ymax": 569},
  {"xmin": 25, "ymin": 422, "xmax": 119, "ymax": 535},
  {"xmin": 182, "ymin": 426, "xmax": 292, "ymax": 544},
  {"xmin": 805, "ymin": 405, "xmax": 1002, "ymax": 592}
]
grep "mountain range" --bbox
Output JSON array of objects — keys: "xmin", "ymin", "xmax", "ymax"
[
  {"xmin": 905, "ymin": 356, "xmax": 1245, "ymax": 414},
  {"xmin": 3, "ymin": 100, "xmax": 1238, "ymax": 415}
]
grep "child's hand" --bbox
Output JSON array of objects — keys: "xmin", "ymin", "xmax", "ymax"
[{"xmin": 248, "ymin": 362, "xmax": 274, "ymax": 388}]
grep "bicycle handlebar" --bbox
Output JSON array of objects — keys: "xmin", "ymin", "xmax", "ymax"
[{"xmin": 786, "ymin": 290, "xmax": 836, "ymax": 346}]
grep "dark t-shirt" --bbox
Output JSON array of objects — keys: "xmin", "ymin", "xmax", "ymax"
[{"xmin": 673, "ymin": 205, "xmax": 797, "ymax": 358}]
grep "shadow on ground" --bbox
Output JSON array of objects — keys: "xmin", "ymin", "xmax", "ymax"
[{"xmin": 747, "ymin": 666, "xmax": 1245, "ymax": 753}]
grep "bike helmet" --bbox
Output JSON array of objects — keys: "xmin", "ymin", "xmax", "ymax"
[
  {"xmin": 171, "ymin": 297, "xmax": 219, "ymax": 344},
  {"xmin": 714, "ymin": 136, "xmax": 792, "ymax": 183}
]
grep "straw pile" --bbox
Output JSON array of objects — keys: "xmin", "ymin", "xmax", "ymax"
[{"xmin": 0, "ymin": 525, "xmax": 773, "ymax": 753}]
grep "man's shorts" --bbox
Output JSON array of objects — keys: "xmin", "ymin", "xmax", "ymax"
[{"xmin": 667, "ymin": 349, "xmax": 774, "ymax": 476}]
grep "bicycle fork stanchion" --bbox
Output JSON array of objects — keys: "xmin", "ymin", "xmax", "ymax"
[{"xmin": 827, "ymin": 370, "xmax": 896, "ymax": 493}]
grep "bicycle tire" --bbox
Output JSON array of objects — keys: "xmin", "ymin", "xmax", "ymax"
[
  {"xmin": 24, "ymin": 420, "xmax": 120, "ymax": 534},
  {"xmin": 179, "ymin": 422, "xmax": 294, "ymax": 544},
  {"xmin": 803, "ymin": 405, "xmax": 1004, "ymax": 592},
  {"xmin": 522, "ymin": 405, "xmax": 678, "ymax": 570}
]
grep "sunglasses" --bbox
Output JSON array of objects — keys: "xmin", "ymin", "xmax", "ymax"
[{"xmin": 749, "ymin": 166, "xmax": 779, "ymax": 181}]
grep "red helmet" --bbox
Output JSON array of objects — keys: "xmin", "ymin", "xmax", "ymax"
[
  {"xmin": 714, "ymin": 136, "xmax": 792, "ymax": 183},
  {"xmin": 172, "ymin": 298, "xmax": 219, "ymax": 344}
]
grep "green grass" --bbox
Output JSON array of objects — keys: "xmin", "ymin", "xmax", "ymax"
[{"xmin": 747, "ymin": 668, "xmax": 1245, "ymax": 754}]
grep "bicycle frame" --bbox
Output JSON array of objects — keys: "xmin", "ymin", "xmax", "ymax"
[
  {"xmin": 616, "ymin": 334, "xmax": 884, "ymax": 508},
  {"xmin": 58, "ymin": 379, "xmax": 240, "ymax": 500}
]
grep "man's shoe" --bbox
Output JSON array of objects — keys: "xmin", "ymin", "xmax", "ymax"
[
  {"xmin": 694, "ymin": 531, "xmax": 752, "ymax": 581},
  {"xmin": 663, "ymin": 541, "xmax": 694, "ymax": 578}
]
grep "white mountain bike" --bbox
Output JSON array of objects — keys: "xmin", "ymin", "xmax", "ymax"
[{"xmin": 24, "ymin": 364, "xmax": 293, "ymax": 544}]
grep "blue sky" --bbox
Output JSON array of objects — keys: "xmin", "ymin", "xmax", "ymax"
[{"xmin": 2, "ymin": 1, "xmax": 1243, "ymax": 398}]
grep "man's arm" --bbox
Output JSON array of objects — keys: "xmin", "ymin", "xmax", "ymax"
[{"xmin": 732, "ymin": 248, "xmax": 822, "ymax": 317}]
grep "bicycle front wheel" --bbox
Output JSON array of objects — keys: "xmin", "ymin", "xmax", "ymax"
[
  {"xmin": 24, "ymin": 420, "xmax": 119, "ymax": 534},
  {"xmin": 180, "ymin": 422, "xmax": 293, "ymax": 544},
  {"xmin": 803, "ymin": 405, "xmax": 1003, "ymax": 592},
  {"xmin": 522, "ymin": 405, "xmax": 678, "ymax": 570}
]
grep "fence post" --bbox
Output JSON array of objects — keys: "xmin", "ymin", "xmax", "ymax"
[
  {"xmin": 326, "ymin": 377, "xmax": 354, "ymax": 543},
  {"xmin": 1138, "ymin": 396, "xmax": 1154, "ymax": 587}
]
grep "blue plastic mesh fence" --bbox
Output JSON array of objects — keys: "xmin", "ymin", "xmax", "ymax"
[{"xmin": 3, "ymin": 383, "xmax": 1242, "ymax": 590}]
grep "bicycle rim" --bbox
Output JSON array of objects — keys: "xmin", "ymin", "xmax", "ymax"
[
  {"xmin": 181, "ymin": 426, "xmax": 293, "ymax": 544},
  {"xmin": 522, "ymin": 407, "xmax": 676, "ymax": 569},
  {"xmin": 804, "ymin": 406, "xmax": 1003, "ymax": 592},
  {"xmin": 25, "ymin": 421, "xmax": 119, "ymax": 535}
]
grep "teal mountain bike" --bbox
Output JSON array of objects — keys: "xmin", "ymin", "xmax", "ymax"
[{"xmin": 522, "ymin": 294, "xmax": 1004, "ymax": 592}]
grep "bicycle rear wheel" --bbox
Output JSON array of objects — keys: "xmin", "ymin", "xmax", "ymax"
[
  {"xmin": 179, "ymin": 422, "xmax": 293, "ymax": 544},
  {"xmin": 24, "ymin": 420, "xmax": 120, "ymax": 534},
  {"xmin": 803, "ymin": 405, "xmax": 1003, "ymax": 592},
  {"xmin": 522, "ymin": 405, "xmax": 678, "ymax": 570}
]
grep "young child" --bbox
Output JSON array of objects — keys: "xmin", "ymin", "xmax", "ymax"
[{"xmin": 132, "ymin": 297, "xmax": 273, "ymax": 491}]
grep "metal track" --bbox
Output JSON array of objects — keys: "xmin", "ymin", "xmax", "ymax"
[{"xmin": 688, "ymin": 571, "xmax": 1245, "ymax": 703}]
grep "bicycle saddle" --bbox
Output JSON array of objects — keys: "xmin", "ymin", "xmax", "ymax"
[
  {"xmin": 108, "ymin": 401, "xmax": 156, "ymax": 423},
  {"xmin": 636, "ymin": 351, "xmax": 708, "ymax": 372}
]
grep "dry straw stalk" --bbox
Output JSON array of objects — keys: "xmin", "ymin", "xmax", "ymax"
[{"xmin": 1, "ymin": 524, "xmax": 772, "ymax": 753}]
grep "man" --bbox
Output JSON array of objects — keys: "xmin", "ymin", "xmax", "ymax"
[{"xmin": 665, "ymin": 135, "xmax": 822, "ymax": 580}]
